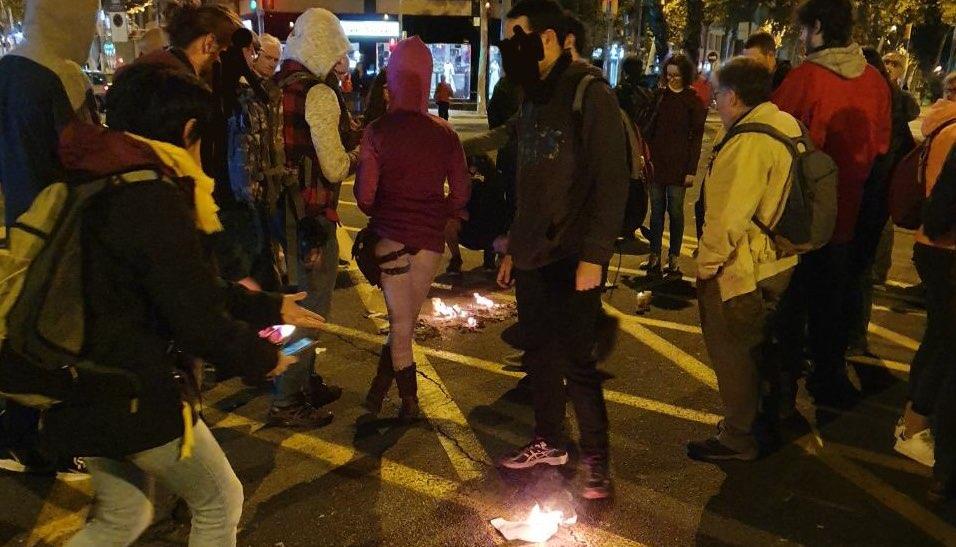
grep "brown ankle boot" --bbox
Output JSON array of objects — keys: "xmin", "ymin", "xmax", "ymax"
[
  {"xmin": 394, "ymin": 365, "xmax": 420, "ymax": 422},
  {"xmin": 364, "ymin": 346, "xmax": 394, "ymax": 414}
]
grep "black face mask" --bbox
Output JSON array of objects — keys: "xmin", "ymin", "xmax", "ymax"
[{"xmin": 500, "ymin": 25, "xmax": 544, "ymax": 90}]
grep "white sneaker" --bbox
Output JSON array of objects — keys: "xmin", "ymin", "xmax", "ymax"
[{"xmin": 894, "ymin": 425, "xmax": 935, "ymax": 468}]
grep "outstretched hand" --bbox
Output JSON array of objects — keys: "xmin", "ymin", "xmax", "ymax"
[{"xmin": 280, "ymin": 292, "xmax": 326, "ymax": 330}]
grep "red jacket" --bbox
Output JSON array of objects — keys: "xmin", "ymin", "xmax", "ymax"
[
  {"xmin": 691, "ymin": 76, "xmax": 712, "ymax": 109},
  {"xmin": 355, "ymin": 38, "xmax": 469, "ymax": 252},
  {"xmin": 772, "ymin": 48, "xmax": 891, "ymax": 244},
  {"xmin": 435, "ymin": 82, "xmax": 453, "ymax": 103}
]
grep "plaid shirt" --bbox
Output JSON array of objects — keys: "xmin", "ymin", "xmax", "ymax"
[{"xmin": 275, "ymin": 60, "xmax": 345, "ymax": 222}]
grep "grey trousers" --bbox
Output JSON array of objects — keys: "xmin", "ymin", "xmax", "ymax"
[
  {"xmin": 698, "ymin": 269, "xmax": 793, "ymax": 453},
  {"xmin": 67, "ymin": 421, "xmax": 243, "ymax": 547},
  {"xmin": 274, "ymin": 218, "xmax": 339, "ymax": 406}
]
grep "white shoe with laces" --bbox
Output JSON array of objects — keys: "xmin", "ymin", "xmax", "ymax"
[
  {"xmin": 894, "ymin": 419, "xmax": 935, "ymax": 468},
  {"xmin": 499, "ymin": 439, "xmax": 568, "ymax": 470}
]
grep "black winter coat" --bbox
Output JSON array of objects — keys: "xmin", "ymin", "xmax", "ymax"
[{"xmin": 40, "ymin": 175, "xmax": 282, "ymax": 458}]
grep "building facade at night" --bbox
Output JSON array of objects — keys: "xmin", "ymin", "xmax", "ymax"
[{"xmin": 239, "ymin": 0, "xmax": 506, "ymax": 104}]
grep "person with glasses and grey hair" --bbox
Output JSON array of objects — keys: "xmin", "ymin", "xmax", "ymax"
[{"xmin": 254, "ymin": 34, "xmax": 283, "ymax": 78}]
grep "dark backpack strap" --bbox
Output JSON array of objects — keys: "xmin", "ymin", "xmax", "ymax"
[
  {"xmin": 276, "ymin": 71, "xmax": 322, "ymax": 90},
  {"xmin": 714, "ymin": 122, "xmax": 801, "ymax": 157},
  {"xmin": 711, "ymin": 122, "xmax": 805, "ymax": 240}
]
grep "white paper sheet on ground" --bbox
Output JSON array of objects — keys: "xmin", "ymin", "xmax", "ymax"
[{"xmin": 490, "ymin": 504, "xmax": 576, "ymax": 542}]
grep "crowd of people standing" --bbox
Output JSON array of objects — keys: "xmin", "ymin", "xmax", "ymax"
[{"xmin": 0, "ymin": 0, "xmax": 954, "ymax": 544}]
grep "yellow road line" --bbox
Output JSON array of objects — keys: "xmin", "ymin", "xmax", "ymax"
[
  {"xmin": 799, "ymin": 428, "xmax": 956, "ymax": 545},
  {"xmin": 603, "ymin": 304, "xmax": 719, "ymax": 390},
  {"xmin": 323, "ymin": 322, "xmax": 721, "ymax": 426},
  {"xmin": 336, "ymin": 228, "xmax": 492, "ymax": 481},
  {"xmin": 868, "ymin": 322, "xmax": 921, "ymax": 352},
  {"xmin": 627, "ymin": 316, "xmax": 703, "ymax": 334},
  {"xmin": 204, "ymin": 404, "xmax": 645, "ymax": 546},
  {"xmin": 490, "ymin": 292, "xmax": 719, "ymax": 395},
  {"xmin": 25, "ymin": 481, "xmax": 92, "ymax": 546},
  {"xmin": 333, "ymin": 230, "xmax": 943, "ymax": 540},
  {"xmin": 847, "ymin": 355, "xmax": 911, "ymax": 374},
  {"xmin": 872, "ymin": 304, "xmax": 925, "ymax": 317},
  {"xmin": 828, "ymin": 442, "xmax": 931, "ymax": 478}
]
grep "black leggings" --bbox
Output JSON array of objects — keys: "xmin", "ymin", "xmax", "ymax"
[{"xmin": 910, "ymin": 243, "xmax": 956, "ymax": 483}]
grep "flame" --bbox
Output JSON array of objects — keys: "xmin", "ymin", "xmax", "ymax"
[
  {"xmin": 432, "ymin": 297, "xmax": 474, "ymax": 320},
  {"xmin": 473, "ymin": 292, "xmax": 495, "ymax": 309},
  {"xmin": 432, "ymin": 297, "xmax": 458, "ymax": 318},
  {"xmin": 521, "ymin": 504, "xmax": 573, "ymax": 542}
]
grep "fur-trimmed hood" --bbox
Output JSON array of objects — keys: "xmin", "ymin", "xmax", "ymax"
[{"xmin": 283, "ymin": 8, "xmax": 350, "ymax": 80}]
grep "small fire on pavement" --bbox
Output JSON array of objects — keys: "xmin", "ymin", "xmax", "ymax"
[
  {"xmin": 490, "ymin": 503, "xmax": 577, "ymax": 542},
  {"xmin": 410, "ymin": 292, "xmax": 517, "ymax": 340}
]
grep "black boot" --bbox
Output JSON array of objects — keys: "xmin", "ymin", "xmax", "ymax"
[
  {"xmin": 394, "ymin": 365, "xmax": 420, "ymax": 423},
  {"xmin": 364, "ymin": 346, "xmax": 394, "ymax": 415}
]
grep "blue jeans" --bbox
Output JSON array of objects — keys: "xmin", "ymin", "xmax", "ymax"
[
  {"xmin": 648, "ymin": 183, "xmax": 686, "ymax": 257},
  {"xmin": 68, "ymin": 421, "xmax": 243, "ymax": 547},
  {"xmin": 273, "ymin": 217, "xmax": 339, "ymax": 407}
]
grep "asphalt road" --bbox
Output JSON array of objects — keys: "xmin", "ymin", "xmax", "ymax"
[{"xmin": 1, "ymin": 111, "xmax": 953, "ymax": 546}]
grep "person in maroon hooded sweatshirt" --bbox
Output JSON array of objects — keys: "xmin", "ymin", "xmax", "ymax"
[
  {"xmin": 772, "ymin": 0, "xmax": 891, "ymax": 410},
  {"xmin": 642, "ymin": 53, "xmax": 707, "ymax": 275},
  {"xmin": 355, "ymin": 37, "xmax": 470, "ymax": 421}
]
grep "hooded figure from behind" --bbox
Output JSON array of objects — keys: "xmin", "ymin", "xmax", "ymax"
[
  {"xmin": 354, "ymin": 37, "xmax": 470, "ymax": 421},
  {"xmin": 0, "ymin": 0, "xmax": 99, "ymax": 227},
  {"xmin": 275, "ymin": 7, "xmax": 358, "ymax": 228}
]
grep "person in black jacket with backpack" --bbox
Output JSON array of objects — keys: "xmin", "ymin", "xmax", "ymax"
[
  {"xmin": 44, "ymin": 65, "xmax": 325, "ymax": 547},
  {"xmin": 494, "ymin": 0, "xmax": 628, "ymax": 500}
]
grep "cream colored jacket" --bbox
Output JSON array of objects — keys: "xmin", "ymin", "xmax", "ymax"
[{"xmin": 697, "ymin": 102, "xmax": 800, "ymax": 301}]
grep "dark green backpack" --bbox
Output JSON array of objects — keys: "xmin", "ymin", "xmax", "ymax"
[{"xmin": 0, "ymin": 172, "xmax": 156, "ymax": 410}]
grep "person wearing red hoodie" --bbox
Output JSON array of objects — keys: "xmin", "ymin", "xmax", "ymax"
[
  {"xmin": 355, "ymin": 37, "xmax": 470, "ymax": 421},
  {"xmin": 771, "ymin": 0, "xmax": 891, "ymax": 409}
]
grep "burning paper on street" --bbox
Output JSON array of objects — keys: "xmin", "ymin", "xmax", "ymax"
[
  {"xmin": 404, "ymin": 293, "xmax": 517, "ymax": 340},
  {"xmin": 490, "ymin": 503, "xmax": 577, "ymax": 542}
]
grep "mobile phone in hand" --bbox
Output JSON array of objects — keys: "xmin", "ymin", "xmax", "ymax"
[{"xmin": 281, "ymin": 337, "xmax": 319, "ymax": 357}]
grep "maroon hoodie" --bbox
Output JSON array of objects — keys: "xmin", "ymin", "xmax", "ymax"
[{"xmin": 354, "ymin": 37, "xmax": 470, "ymax": 253}]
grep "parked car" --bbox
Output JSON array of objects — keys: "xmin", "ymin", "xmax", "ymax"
[{"xmin": 84, "ymin": 70, "xmax": 112, "ymax": 110}]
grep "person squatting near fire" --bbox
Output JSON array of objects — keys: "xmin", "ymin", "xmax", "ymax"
[
  {"xmin": 354, "ymin": 37, "xmax": 471, "ymax": 421},
  {"xmin": 493, "ymin": 0, "xmax": 629, "ymax": 500}
]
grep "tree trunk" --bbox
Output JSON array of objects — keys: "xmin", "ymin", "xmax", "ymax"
[
  {"xmin": 647, "ymin": 0, "xmax": 668, "ymax": 64},
  {"xmin": 683, "ymin": 0, "xmax": 704, "ymax": 66}
]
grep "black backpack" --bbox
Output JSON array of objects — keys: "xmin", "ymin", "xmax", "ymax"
[
  {"xmin": 0, "ymin": 171, "xmax": 160, "ymax": 410},
  {"xmin": 711, "ymin": 122, "xmax": 839, "ymax": 255},
  {"xmin": 573, "ymin": 74, "xmax": 650, "ymax": 231}
]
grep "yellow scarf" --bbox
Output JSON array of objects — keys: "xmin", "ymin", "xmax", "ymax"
[{"xmin": 126, "ymin": 134, "xmax": 223, "ymax": 234}]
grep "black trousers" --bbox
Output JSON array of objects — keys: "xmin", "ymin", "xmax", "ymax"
[
  {"xmin": 437, "ymin": 102, "xmax": 450, "ymax": 120},
  {"xmin": 911, "ymin": 244, "xmax": 956, "ymax": 484},
  {"xmin": 515, "ymin": 257, "xmax": 609, "ymax": 456},
  {"xmin": 844, "ymin": 175, "xmax": 892, "ymax": 354},
  {"xmin": 776, "ymin": 243, "xmax": 852, "ymax": 393}
]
